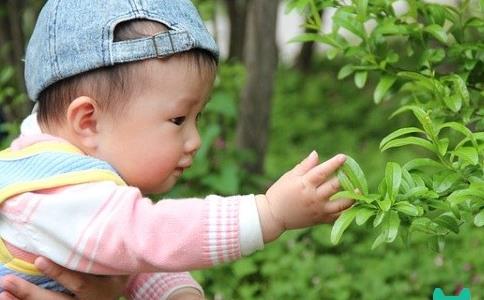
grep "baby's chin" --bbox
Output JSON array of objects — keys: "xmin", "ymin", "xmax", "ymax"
[{"xmin": 137, "ymin": 179, "xmax": 176, "ymax": 196}]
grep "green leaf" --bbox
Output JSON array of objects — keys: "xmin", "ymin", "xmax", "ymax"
[
  {"xmin": 453, "ymin": 147, "xmax": 479, "ymax": 165},
  {"xmin": 385, "ymin": 162, "xmax": 402, "ymax": 200},
  {"xmin": 373, "ymin": 211, "xmax": 386, "ymax": 227},
  {"xmin": 355, "ymin": 207, "xmax": 376, "ymax": 225},
  {"xmin": 354, "ymin": 71, "xmax": 367, "ymax": 89},
  {"xmin": 447, "ymin": 188, "xmax": 484, "ymax": 205},
  {"xmin": 338, "ymin": 64, "xmax": 354, "ymax": 80},
  {"xmin": 445, "ymin": 74, "xmax": 470, "ymax": 105},
  {"xmin": 394, "ymin": 201, "xmax": 420, "ymax": 216},
  {"xmin": 373, "ymin": 75, "xmax": 396, "ymax": 104},
  {"xmin": 401, "ymin": 186, "xmax": 429, "ymax": 200},
  {"xmin": 475, "ymin": 210, "xmax": 484, "ymax": 227},
  {"xmin": 443, "ymin": 94, "xmax": 462, "ymax": 112},
  {"xmin": 371, "ymin": 211, "xmax": 400, "ymax": 249},
  {"xmin": 434, "ymin": 214, "xmax": 460, "ymax": 234},
  {"xmin": 291, "ymin": 33, "xmax": 346, "ymax": 49},
  {"xmin": 333, "ymin": 8, "xmax": 365, "ymax": 38},
  {"xmin": 437, "ymin": 122, "xmax": 477, "ymax": 148},
  {"xmin": 390, "ymin": 105, "xmax": 435, "ymax": 139},
  {"xmin": 424, "ymin": 24, "xmax": 448, "ymax": 44},
  {"xmin": 337, "ymin": 171, "xmax": 354, "ymax": 193},
  {"xmin": 378, "ymin": 197, "xmax": 392, "ymax": 212},
  {"xmin": 397, "ymin": 71, "xmax": 434, "ymax": 87},
  {"xmin": 438, "ymin": 138, "xmax": 449, "ymax": 157},
  {"xmin": 380, "ymin": 127, "xmax": 425, "ymax": 150},
  {"xmin": 403, "ymin": 158, "xmax": 446, "ymax": 171},
  {"xmin": 386, "ymin": 211, "xmax": 400, "ymax": 243},
  {"xmin": 356, "ymin": 0, "xmax": 368, "ymax": 19},
  {"xmin": 380, "ymin": 137, "xmax": 437, "ymax": 154},
  {"xmin": 331, "ymin": 208, "xmax": 358, "ymax": 244},
  {"xmin": 372, "ymin": 19, "xmax": 409, "ymax": 36},
  {"xmin": 371, "ymin": 230, "xmax": 387, "ymax": 250},
  {"xmin": 330, "ymin": 191, "xmax": 374, "ymax": 203},
  {"xmin": 339, "ymin": 156, "xmax": 369, "ymax": 195},
  {"xmin": 400, "ymin": 168, "xmax": 415, "ymax": 193},
  {"xmin": 432, "ymin": 172, "xmax": 461, "ymax": 194}
]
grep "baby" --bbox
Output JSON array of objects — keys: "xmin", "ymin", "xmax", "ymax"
[{"xmin": 0, "ymin": 0, "xmax": 353, "ymax": 299}]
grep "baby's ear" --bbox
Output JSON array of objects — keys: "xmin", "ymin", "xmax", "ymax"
[{"xmin": 66, "ymin": 96, "xmax": 100, "ymax": 149}]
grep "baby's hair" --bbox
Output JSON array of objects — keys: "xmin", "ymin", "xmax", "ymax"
[{"xmin": 37, "ymin": 20, "xmax": 217, "ymax": 129}]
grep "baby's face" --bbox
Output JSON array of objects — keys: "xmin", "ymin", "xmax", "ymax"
[{"xmin": 96, "ymin": 56, "xmax": 214, "ymax": 194}]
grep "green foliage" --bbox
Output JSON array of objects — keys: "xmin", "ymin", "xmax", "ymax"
[
  {"xmin": 0, "ymin": 65, "xmax": 24, "ymax": 148},
  {"xmin": 290, "ymin": 0, "xmax": 484, "ymax": 248}
]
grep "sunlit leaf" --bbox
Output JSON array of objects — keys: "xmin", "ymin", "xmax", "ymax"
[
  {"xmin": 374, "ymin": 75, "xmax": 396, "ymax": 104},
  {"xmin": 355, "ymin": 207, "xmax": 376, "ymax": 225},
  {"xmin": 424, "ymin": 24, "xmax": 448, "ymax": 44},
  {"xmin": 338, "ymin": 64, "xmax": 354, "ymax": 80},
  {"xmin": 380, "ymin": 127, "xmax": 425, "ymax": 150},
  {"xmin": 394, "ymin": 201, "xmax": 420, "ymax": 216},
  {"xmin": 385, "ymin": 162, "xmax": 402, "ymax": 200},
  {"xmin": 381, "ymin": 137, "xmax": 436, "ymax": 154},
  {"xmin": 453, "ymin": 147, "xmax": 479, "ymax": 165},
  {"xmin": 390, "ymin": 105, "xmax": 435, "ymax": 139},
  {"xmin": 354, "ymin": 71, "xmax": 368, "ymax": 88},
  {"xmin": 475, "ymin": 210, "xmax": 484, "ymax": 227},
  {"xmin": 432, "ymin": 172, "xmax": 461, "ymax": 194},
  {"xmin": 339, "ymin": 156, "xmax": 369, "ymax": 195},
  {"xmin": 373, "ymin": 210, "xmax": 386, "ymax": 227},
  {"xmin": 434, "ymin": 214, "xmax": 460, "ymax": 233},
  {"xmin": 443, "ymin": 95, "xmax": 462, "ymax": 112},
  {"xmin": 403, "ymin": 158, "xmax": 446, "ymax": 171},
  {"xmin": 331, "ymin": 207, "xmax": 358, "ymax": 244},
  {"xmin": 330, "ymin": 191, "xmax": 375, "ymax": 203}
]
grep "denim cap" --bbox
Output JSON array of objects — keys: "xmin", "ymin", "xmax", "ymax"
[{"xmin": 25, "ymin": 0, "xmax": 219, "ymax": 102}]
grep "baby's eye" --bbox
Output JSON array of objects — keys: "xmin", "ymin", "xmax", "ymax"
[{"xmin": 170, "ymin": 116, "xmax": 186, "ymax": 126}]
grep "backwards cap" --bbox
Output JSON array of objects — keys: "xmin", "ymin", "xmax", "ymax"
[{"xmin": 25, "ymin": 0, "xmax": 219, "ymax": 102}]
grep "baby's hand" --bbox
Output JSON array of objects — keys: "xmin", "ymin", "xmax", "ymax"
[{"xmin": 256, "ymin": 151, "xmax": 354, "ymax": 243}]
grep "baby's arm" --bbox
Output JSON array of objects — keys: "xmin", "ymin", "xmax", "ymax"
[
  {"xmin": 0, "ymin": 151, "xmax": 349, "ymax": 276},
  {"xmin": 0, "ymin": 184, "xmax": 261, "ymax": 274}
]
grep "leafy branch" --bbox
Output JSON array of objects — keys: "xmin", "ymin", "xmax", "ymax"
[{"xmin": 288, "ymin": 0, "xmax": 483, "ymax": 249}]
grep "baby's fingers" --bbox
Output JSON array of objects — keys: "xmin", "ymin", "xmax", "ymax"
[
  {"xmin": 304, "ymin": 154, "xmax": 346, "ymax": 187},
  {"xmin": 323, "ymin": 198, "xmax": 354, "ymax": 214}
]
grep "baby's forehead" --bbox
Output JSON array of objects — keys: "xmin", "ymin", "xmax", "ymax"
[
  {"xmin": 131, "ymin": 56, "xmax": 215, "ymax": 106},
  {"xmin": 141, "ymin": 54, "xmax": 216, "ymax": 85}
]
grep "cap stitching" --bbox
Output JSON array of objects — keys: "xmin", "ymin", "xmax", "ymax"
[
  {"xmin": 129, "ymin": 0, "xmax": 142, "ymax": 16},
  {"xmin": 51, "ymin": 0, "xmax": 62, "ymax": 82},
  {"xmin": 126, "ymin": 0, "xmax": 137, "ymax": 17}
]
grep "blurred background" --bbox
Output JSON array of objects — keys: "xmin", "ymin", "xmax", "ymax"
[{"xmin": 0, "ymin": 0, "xmax": 482, "ymax": 299}]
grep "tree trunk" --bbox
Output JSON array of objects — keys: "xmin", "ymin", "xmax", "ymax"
[
  {"xmin": 224, "ymin": 0, "xmax": 249, "ymax": 62},
  {"xmin": 7, "ymin": 0, "xmax": 26, "ymax": 92},
  {"xmin": 236, "ymin": 0, "xmax": 279, "ymax": 174}
]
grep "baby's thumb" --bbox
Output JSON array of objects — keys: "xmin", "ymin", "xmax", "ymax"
[{"xmin": 293, "ymin": 151, "xmax": 319, "ymax": 175}]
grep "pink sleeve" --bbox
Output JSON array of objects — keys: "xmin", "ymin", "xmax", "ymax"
[
  {"xmin": 125, "ymin": 272, "xmax": 203, "ymax": 300},
  {"xmin": 84, "ymin": 190, "xmax": 242, "ymax": 273},
  {"xmin": 2, "ymin": 182, "xmax": 252, "ymax": 274}
]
